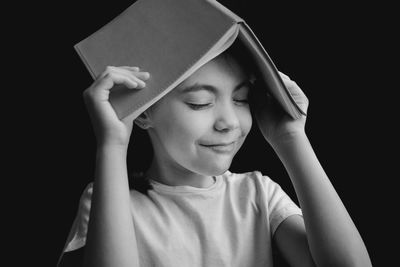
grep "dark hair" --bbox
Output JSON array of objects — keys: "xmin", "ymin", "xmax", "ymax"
[
  {"xmin": 127, "ymin": 123, "xmax": 154, "ymax": 195},
  {"xmin": 220, "ymin": 39, "xmax": 257, "ymax": 78}
]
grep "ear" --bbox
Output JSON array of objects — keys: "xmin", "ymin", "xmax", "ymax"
[{"xmin": 134, "ymin": 111, "xmax": 152, "ymax": 130}]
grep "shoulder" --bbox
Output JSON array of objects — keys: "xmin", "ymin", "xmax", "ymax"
[
  {"xmin": 225, "ymin": 170, "xmax": 294, "ymax": 204},
  {"xmin": 222, "ymin": 170, "xmax": 280, "ymax": 198},
  {"xmin": 225, "ymin": 170, "xmax": 278, "ymax": 190}
]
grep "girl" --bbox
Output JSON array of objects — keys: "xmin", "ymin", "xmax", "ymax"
[{"xmin": 58, "ymin": 43, "xmax": 372, "ymax": 266}]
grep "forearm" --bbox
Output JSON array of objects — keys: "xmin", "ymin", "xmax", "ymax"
[
  {"xmin": 271, "ymin": 132, "xmax": 372, "ymax": 267},
  {"xmin": 83, "ymin": 145, "xmax": 139, "ymax": 267}
]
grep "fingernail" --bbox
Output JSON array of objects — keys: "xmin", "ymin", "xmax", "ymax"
[{"xmin": 142, "ymin": 72, "xmax": 150, "ymax": 80}]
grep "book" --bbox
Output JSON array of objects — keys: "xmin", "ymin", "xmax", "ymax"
[{"xmin": 74, "ymin": 0, "xmax": 306, "ymax": 122}]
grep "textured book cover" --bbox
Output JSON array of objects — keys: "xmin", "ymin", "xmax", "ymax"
[{"xmin": 74, "ymin": 0, "xmax": 305, "ymax": 121}]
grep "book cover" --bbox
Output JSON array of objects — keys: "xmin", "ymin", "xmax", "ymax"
[{"xmin": 74, "ymin": 0, "xmax": 305, "ymax": 121}]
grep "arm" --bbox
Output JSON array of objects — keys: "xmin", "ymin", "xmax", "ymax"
[
  {"xmin": 81, "ymin": 66, "xmax": 150, "ymax": 267},
  {"xmin": 272, "ymin": 133, "xmax": 371, "ymax": 267},
  {"xmin": 254, "ymin": 73, "xmax": 372, "ymax": 267},
  {"xmin": 83, "ymin": 144, "xmax": 138, "ymax": 267}
]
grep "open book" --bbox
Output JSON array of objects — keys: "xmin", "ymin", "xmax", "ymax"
[{"xmin": 74, "ymin": 0, "xmax": 306, "ymax": 122}]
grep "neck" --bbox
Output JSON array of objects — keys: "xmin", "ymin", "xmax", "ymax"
[{"xmin": 145, "ymin": 158, "xmax": 216, "ymax": 188}]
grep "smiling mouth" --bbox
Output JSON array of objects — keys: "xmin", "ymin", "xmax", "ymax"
[{"xmin": 200, "ymin": 141, "xmax": 236, "ymax": 153}]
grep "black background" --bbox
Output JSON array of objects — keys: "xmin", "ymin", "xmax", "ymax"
[{"xmin": 9, "ymin": 0, "xmax": 396, "ymax": 266}]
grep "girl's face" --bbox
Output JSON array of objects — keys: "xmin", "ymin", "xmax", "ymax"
[{"xmin": 146, "ymin": 54, "xmax": 253, "ymax": 176}]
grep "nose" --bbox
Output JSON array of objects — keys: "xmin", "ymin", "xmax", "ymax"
[{"xmin": 214, "ymin": 102, "xmax": 240, "ymax": 132}]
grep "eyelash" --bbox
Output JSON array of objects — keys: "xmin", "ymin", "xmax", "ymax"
[
  {"xmin": 187, "ymin": 103, "xmax": 210, "ymax": 110},
  {"xmin": 187, "ymin": 99, "xmax": 248, "ymax": 110}
]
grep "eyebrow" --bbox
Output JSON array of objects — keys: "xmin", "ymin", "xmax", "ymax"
[{"xmin": 179, "ymin": 79, "xmax": 254, "ymax": 95}]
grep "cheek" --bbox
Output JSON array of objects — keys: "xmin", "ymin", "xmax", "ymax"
[
  {"xmin": 155, "ymin": 103, "xmax": 211, "ymax": 149},
  {"xmin": 239, "ymin": 108, "xmax": 253, "ymax": 137}
]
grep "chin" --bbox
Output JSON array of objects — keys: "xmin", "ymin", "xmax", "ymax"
[{"xmin": 194, "ymin": 158, "xmax": 232, "ymax": 176}]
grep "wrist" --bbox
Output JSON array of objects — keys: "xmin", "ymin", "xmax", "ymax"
[
  {"xmin": 96, "ymin": 134, "xmax": 131, "ymax": 149},
  {"xmin": 97, "ymin": 142, "xmax": 129, "ymax": 156},
  {"xmin": 270, "ymin": 130, "xmax": 308, "ymax": 150}
]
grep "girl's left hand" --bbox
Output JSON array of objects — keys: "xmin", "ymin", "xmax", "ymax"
[{"xmin": 253, "ymin": 72, "xmax": 309, "ymax": 145}]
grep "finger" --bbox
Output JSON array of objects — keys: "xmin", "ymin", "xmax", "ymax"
[
  {"xmin": 104, "ymin": 67, "xmax": 148, "ymax": 88},
  {"xmin": 286, "ymin": 80, "xmax": 305, "ymax": 97},
  {"xmin": 278, "ymin": 71, "xmax": 291, "ymax": 80},
  {"xmin": 120, "ymin": 66, "xmax": 140, "ymax": 72},
  {"xmin": 285, "ymin": 80, "xmax": 309, "ymax": 113},
  {"xmin": 115, "ymin": 71, "xmax": 150, "ymax": 89},
  {"xmin": 98, "ymin": 66, "xmax": 118, "ymax": 79},
  {"xmin": 130, "ymin": 75, "xmax": 147, "ymax": 89},
  {"xmin": 112, "ymin": 66, "xmax": 150, "ymax": 81},
  {"xmin": 119, "ymin": 71, "xmax": 148, "ymax": 88},
  {"xmin": 134, "ymin": 71, "xmax": 150, "ymax": 80},
  {"xmin": 97, "ymin": 66, "xmax": 150, "ymax": 91},
  {"xmin": 278, "ymin": 71, "xmax": 297, "ymax": 89},
  {"xmin": 100, "ymin": 71, "xmax": 139, "ymax": 90},
  {"xmin": 99, "ymin": 66, "xmax": 139, "ymax": 79}
]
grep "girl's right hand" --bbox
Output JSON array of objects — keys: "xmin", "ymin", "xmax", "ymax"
[{"xmin": 83, "ymin": 66, "xmax": 150, "ymax": 148}]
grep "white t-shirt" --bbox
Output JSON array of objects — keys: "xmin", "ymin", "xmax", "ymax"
[{"xmin": 59, "ymin": 170, "xmax": 302, "ymax": 266}]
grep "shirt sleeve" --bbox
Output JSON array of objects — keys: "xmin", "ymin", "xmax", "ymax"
[
  {"xmin": 254, "ymin": 171, "xmax": 303, "ymax": 236},
  {"xmin": 59, "ymin": 182, "xmax": 92, "ymax": 255}
]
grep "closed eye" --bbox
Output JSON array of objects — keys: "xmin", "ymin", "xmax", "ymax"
[
  {"xmin": 187, "ymin": 99, "xmax": 248, "ymax": 110},
  {"xmin": 186, "ymin": 103, "xmax": 211, "ymax": 110}
]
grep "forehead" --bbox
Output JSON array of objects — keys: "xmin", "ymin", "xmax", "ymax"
[
  {"xmin": 176, "ymin": 54, "xmax": 249, "ymax": 92},
  {"xmin": 147, "ymin": 54, "xmax": 252, "ymax": 113}
]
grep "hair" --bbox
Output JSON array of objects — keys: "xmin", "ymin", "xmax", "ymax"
[
  {"xmin": 128, "ymin": 39, "xmax": 260, "ymax": 195},
  {"xmin": 220, "ymin": 39, "xmax": 257, "ymax": 80}
]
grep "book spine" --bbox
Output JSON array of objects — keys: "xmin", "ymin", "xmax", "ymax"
[{"xmin": 206, "ymin": 0, "xmax": 243, "ymax": 23}]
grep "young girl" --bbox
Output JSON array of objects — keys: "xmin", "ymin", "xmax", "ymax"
[{"xmin": 58, "ymin": 44, "xmax": 372, "ymax": 267}]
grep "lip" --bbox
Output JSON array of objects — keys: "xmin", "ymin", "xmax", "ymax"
[{"xmin": 200, "ymin": 141, "xmax": 236, "ymax": 154}]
